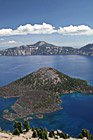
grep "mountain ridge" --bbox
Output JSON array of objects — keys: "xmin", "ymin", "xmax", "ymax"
[{"xmin": 0, "ymin": 41, "xmax": 93, "ymax": 56}]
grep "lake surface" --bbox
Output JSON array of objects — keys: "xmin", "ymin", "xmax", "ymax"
[{"xmin": 0, "ymin": 55, "xmax": 93, "ymax": 136}]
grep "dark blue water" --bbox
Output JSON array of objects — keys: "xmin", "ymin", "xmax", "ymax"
[
  {"xmin": 0, "ymin": 97, "xmax": 18, "ymax": 131},
  {"xmin": 0, "ymin": 55, "xmax": 93, "ymax": 136},
  {"xmin": 27, "ymin": 93, "xmax": 93, "ymax": 137}
]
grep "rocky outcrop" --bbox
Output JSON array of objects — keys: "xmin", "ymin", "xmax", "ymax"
[{"xmin": 0, "ymin": 131, "xmax": 88, "ymax": 140}]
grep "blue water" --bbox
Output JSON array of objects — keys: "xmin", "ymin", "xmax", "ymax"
[
  {"xmin": 27, "ymin": 93, "xmax": 93, "ymax": 137},
  {"xmin": 0, "ymin": 55, "xmax": 93, "ymax": 136},
  {"xmin": 0, "ymin": 97, "xmax": 18, "ymax": 131}
]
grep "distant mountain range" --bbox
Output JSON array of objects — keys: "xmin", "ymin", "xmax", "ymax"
[{"xmin": 0, "ymin": 41, "xmax": 93, "ymax": 56}]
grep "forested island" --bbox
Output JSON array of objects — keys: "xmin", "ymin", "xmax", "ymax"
[{"xmin": 0, "ymin": 67, "xmax": 93, "ymax": 121}]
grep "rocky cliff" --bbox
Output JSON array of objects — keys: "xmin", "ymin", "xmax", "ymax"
[{"xmin": 0, "ymin": 41, "xmax": 93, "ymax": 56}]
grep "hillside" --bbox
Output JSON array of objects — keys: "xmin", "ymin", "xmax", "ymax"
[
  {"xmin": 0, "ymin": 129, "xmax": 89, "ymax": 140},
  {"xmin": 0, "ymin": 128, "xmax": 89, "ymax": 140},
  {"xmin": 0, "ymin": 41, "xmax": 93, "ymax": 56},
  {"xmin": 80, "ymin": 44, "xmax": 93, "ymax": 55},
  {"xmin": 0, "ymin": 67, "xmax": 93, "ymax": 121}
]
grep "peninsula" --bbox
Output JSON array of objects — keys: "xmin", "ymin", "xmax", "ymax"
[{"xmin": 0, "ymin": 67, "xmax": 93, "ymax": 121}]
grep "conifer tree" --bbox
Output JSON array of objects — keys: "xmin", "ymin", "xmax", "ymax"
[
  {"xmin": 32, "ymin": 130, "xmax": 38, "ymax": 138},
  {"xmin": 12, "ymin": 128, "xmax": 20, "ymax": 136},
  {"xmin": 23, "ymin": 120, "xmax": 30, "ymax": 132},
  {"xmin": 13, "ymin": 121, "xmax": 23, "ymax": 133}
]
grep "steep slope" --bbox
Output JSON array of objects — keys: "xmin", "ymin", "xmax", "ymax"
[
  {"xmin": 80, "ymin": 44, "xmax": 93, "ymax": 56},
  {"xmin": 14, "ymin": 67, "xmax": 92, "ymax": 94},
  {"xmin": 80, "ymin": 44, "xmax": 93, "ymax": 52},
  {"xmin": 0, "ymin": 67, "xmax": 93, "ymax": 121}
]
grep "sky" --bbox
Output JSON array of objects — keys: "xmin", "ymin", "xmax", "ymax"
[{"xmin": 0, "ymin": 0, "xmax": 93, "ymax": 49}]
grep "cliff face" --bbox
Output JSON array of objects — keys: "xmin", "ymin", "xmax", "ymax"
[
  {"xmin": 0, "ymin": 41, "xmax": 93, "ymax": 56},
  {"xmin": 0, "ymin": 67, "xmax": 93, "ymax": 121}
]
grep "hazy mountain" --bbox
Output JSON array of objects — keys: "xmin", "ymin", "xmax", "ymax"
[{"xmin": 80, "ymin": 43, "xmax": 93, "ymax": 53}]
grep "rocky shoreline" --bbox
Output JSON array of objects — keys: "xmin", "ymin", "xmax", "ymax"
[{"xmin": 2, "ymin": 97, "xmax": 62, "ymax": 121}]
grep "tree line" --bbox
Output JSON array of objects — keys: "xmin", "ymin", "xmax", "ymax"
[{"xmin": 12, "ymin": 120, "xmax": 93, "ymax": 140}]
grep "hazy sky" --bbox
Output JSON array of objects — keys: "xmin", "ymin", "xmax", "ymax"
[{"xmin": 0, "ymin": 0, "xmax": 93, "ymax": 49}]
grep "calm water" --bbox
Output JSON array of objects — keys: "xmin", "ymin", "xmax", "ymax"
[{"xmin": 0, "ymin": 55, "xmax": 93, "ymax": 136}]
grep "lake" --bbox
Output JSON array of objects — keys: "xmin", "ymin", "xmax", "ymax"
[{"xmin": 0, "ymin": 55, "xmax": 93, "ymax": 137}]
